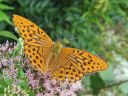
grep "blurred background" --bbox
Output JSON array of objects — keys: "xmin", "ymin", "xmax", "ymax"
[{"xmin": 0, "ymin": 0, "xmax": 128, "ymax": 96}]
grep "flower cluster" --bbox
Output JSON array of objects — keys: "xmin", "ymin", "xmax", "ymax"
[
  {"xmin": 0, "ymin": 41, "xmax": 20, "ymax": 84},
  {"xmin": 0, "ymin": 41, "xmax": 83, "ymax": 96},
  {"xmin": 25, "ymin": 68, "xmax": 82, "ymax": 96}
]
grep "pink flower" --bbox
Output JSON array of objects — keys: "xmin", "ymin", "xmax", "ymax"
[
  {"xmin": 0, "ymin": 41, "xmax": 9, "ymax": 52},
  {"xmin": 41, "ymin": 74, "xmax": 82, "ymax": 96},
  {"xmin": 43, "ymin": 79, "xmax": 52, "ymax": 91},
  {"xmin": 0, "ymin": 41, "xmax": 15, "ymax": 54},
  {"xmin": 0, "ymin": 41, "xmax": 21, "ymax": 85},
  {"xmin": 36, "ymin": 93, "xmax": 44, "ymax": 96},
  {"xmin": 25, "ymin": 69, "xmax": 40, "ymax": 89},
  {"xmin": 1, "ymin": 58, "xmax": 8, "ymax": 66},
  {"xmin": 26, "ymin": 69, "xmax": 35, "ymax": 80},
  {"xmin": 60, "ymin": 90, "xmax": 77, "ymax": 96},
  {"xmin": 70, "ymin": 80, "xmax": 82, "ymax": 91}
]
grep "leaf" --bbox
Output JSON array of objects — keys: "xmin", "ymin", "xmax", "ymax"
[
  {"xmin": 119, "ymin": 82, "xmax": 128, "ymax": 94},
  {"xmin": 90, "ymin": 73, "xmax": 106, "ymax": 95},
  {"xmin": 68, "ymin": 7, "xmax": 81, "ymax": 13},
  {"xmin": 4, "ymin": 79, "xmax": 13, "ymax": 85},
  {"xmin": 0, "ymin": 11, "xmax": 12, "ymax": 25},
  {"xmin": 0, "ymin": 87, "xmax": 4, "ymax": 94},
  {"xmin": 99, "ymin": 64, "xmax": 115, "ymax": 82},
  {"xmin": 82, "ymin": 76, "xmax": 91, "ymax": 88},
  {"xmin": 0, "ymin": 31, "xmax": 18, "ymax": 41},
  {"xmin": 0, "ymin": 79, "xmax": 8, "ymax": 87},
  {"xmin": 17, "ymin": 0, "xmax": 31, "ymax": 6},
  {"xmin": 18, "ymin": 69, "xmax": 26, "ymax": 78},
  {"xmin": 0, "ymin": 0, "xmax": 4, "ymax": 2},
  {"xmin": 0, "ymin": 3, "xmax": 14, "ymax": 10}
]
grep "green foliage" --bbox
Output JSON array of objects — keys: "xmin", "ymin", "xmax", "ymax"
[
  {"xmin": 0, "ymin": 3, "xmax": 14, "ymax": 10},
  {"xmin": 0, "ymin": 31, "xmax": 18, "ymax": 41},
  {"xmin": 119, "ymin": 82, "xmax": 128, "ymax": 94},
  {"xmin": 90, "ymin": 73, "xmax": 106, "ymax": 95},
  {"xmin": 0, "ymin": 0, "xmax": 15, "ymax": 43},
  {"xmin": 0, "ymin": 1, "xmax": 14, "ymax": 25},
  {"xmin": 0, "ymin": 79, "xmax": 12, "ymax": 94}
]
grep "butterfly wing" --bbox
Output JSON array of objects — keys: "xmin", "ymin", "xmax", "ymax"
[
  {"xmin": 13, "ymin": 15, "xmax": 53, "ymax": 73},
  {"xmin": 51, "ymin": 48, "xmax": 108, "ymax": 82}
]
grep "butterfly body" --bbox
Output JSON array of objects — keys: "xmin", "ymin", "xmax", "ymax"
[
  {"xmin": 13, "ymin": 15, "xmax": 108, "ymax": 83},
  {"xmin": 45, "ymin": 41, "xmax": 62, "ymax": 73},
  {"xmin": 52, "ymin": 41, "xmax": 62, "ymax": 57}
]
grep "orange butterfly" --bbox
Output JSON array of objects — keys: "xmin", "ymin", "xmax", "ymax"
[{"xmin": 12, "ymin": 15, "xmax": 108, "ymax": 83}]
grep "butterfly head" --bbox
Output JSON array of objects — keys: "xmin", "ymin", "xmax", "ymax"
[{"xmin": 53, "ymin": 41, "xmax": 62, "ymax": 56}]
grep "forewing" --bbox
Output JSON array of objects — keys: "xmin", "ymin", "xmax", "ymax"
[
  {"xmin": 13, "ymin": 15, "xmax": 53, "ymax": 73},
  {"xmin": 51, "ymin": 48, "xmax": 108, "ymax": 82}
]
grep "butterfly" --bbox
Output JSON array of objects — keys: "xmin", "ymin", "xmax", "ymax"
[{"xmin": 12, "ymin": 15, "xmax": 108, "ymax": 83}]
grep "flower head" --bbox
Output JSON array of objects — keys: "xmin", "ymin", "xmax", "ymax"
[{"xmin": 0, "ymin": 41, "xmax": 83, "ymax": 96}]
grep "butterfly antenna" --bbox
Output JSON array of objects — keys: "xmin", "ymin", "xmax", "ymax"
[{"xmin": 49, "ymin": 20, "xmax": 59, "ymax": 41}]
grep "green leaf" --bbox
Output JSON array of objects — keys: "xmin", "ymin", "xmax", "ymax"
[
  {"xmin": 0, "ymin": 79, "xmax": 8, "ymax": 87},
  {"xmin": 0, "ymin": 0, "xmax": 4, "ymax": 3},
  {"xmin": 82, "ymin": 76, "xmax": 91, "ymax": 88},
  {"xmin": 0, "ymin": 11, "xmax": 12, "ymax": 25},
  {"xmin": 99, "ymin": 64, "xmax": 115, "ymax": 82},
  {"xmin": 0, "ymin": 3, "xmax": 14, "ymax": 10},
  {"xmin": 0, "ymin": 31, "xmax": 18, "ymax": 41},
  {"xmin": 90, "ymin": 73, "xmax": 106, "ymax": 95},
  {"xmin": 18, "ymin": 69, "xmax": 26, "ymax": 78},
  {"xmin": 17, "ymin": 0, "xmax": 31, "ymax": 6},
  {"xmin": 119, "ymin": 82, "xmax": 128, "ymax": 94},
  {"xmin": 0, "ymin": 87, "xmax": 4, "ymax": 94},
  {"xmin": 4, "ymin": 79, "xmax": 13, "ymax": 85}
]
